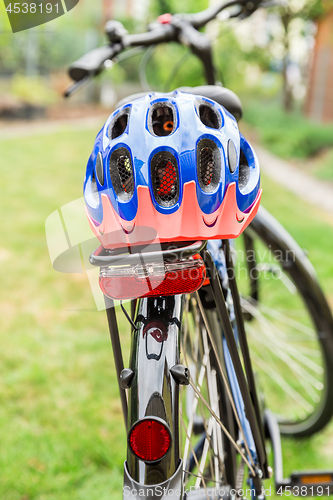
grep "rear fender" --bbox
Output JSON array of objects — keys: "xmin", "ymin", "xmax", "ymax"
[{"xmin": 125, "ymin": 295, "xmax": 184, "ymax": 488}]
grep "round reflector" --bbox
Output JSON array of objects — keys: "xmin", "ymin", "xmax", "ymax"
[{"xmin": 128, "ymin": 418, "xmax": 171, "ymax": 462}]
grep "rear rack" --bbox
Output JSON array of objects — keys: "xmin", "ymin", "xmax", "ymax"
[
  {"xmin": 89, "ymin": 240, "xmax": 207, "ymax": 267},
  {"xmin": 265, "ymin": 409, "xmax": 333, "ymax": 495}
]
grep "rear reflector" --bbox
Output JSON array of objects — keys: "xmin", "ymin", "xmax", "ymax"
[
  {"xmin": 129, "ymin": 418, "xmax": 171, "ymax": 462},
  {"xmin": 300, "ymin": 475, "xmax": 332, "ymax": 485},
  {"xmin": 99, "ymin": 255, "xmax": 206, "ymax": 300}
]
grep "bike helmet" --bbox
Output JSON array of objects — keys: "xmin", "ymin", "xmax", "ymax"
[{"xmin": 84, "ymin": 90, "xmax": 261, "ymax": 249}]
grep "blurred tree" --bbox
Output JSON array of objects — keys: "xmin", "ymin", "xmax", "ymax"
[
  {"xmin": 103, "ymin": 0, "xmax": 116, "ymax": 24},
  {"xmin": 305, "ymin": 0, "xmax": 333, "ymax": 121},
  {"xmin": 274, "ymin": 0, "xmax": 325, "ymax": 112},
  {"xmin": 0, "ymin": 1, "xmax": 103, "ymax": 76}
]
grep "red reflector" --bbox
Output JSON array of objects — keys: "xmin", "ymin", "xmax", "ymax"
[
  {"xmin": 99, "ymin": 255, "xmax": 206, "ymax": 300},
  {"xmin": 158, "ymin": 13, "xmax": 172, "ymax": 24},
  {"xmin": 129, "ymin": 418, "xmax": 171, "ymax": 462}
]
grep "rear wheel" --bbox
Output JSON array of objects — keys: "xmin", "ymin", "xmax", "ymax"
[
  {"xmin": 179, "ymin": 294, "xmax": 255, "ymax": 498},
  {"xmin": 237, "ymin": 207, "xmax": 333, "ymax": 436}
]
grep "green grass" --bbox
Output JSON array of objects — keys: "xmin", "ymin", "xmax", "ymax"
[
  {"xmin": 243, "ymin": 99, "xmax": 333, "ymax": 159},
  {"xmin": 315, "ymin": 149, "xmax": 333, "ymax": 182},
  {"xmin": 242, "ymin": 98, "xmax": 333, "ymax": 182},
  {"xmin": 249, "ymin": 175, "xmax": 333, "ymax": 497},
  {"xmin": 0, "ymin": 124, "xmax": 333, "ymax": 499},
  {"xmin": 260, "ymin": 173, "xmax": 333, "ymax": 300},
  {"xmin": 0, "ymin": 125, "xmax": 129, "ymax": 500}
]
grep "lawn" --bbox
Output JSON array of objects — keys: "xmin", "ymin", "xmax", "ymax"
[
  {"xmin": 242, "ymin": 98, "xmax": 333, "ymax": 182},
  {"xmin": 0, "ymin": 122, "xmax": 332, "ymax": 500}
]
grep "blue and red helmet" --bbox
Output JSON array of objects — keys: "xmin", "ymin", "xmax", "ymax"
[{"xmin": 84, "ymin": 90, "xmax": 261, "ymax": 249}]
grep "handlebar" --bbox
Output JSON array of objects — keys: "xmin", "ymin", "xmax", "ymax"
[
  {"xmin": 123, "ymin": 23, "xmax": 177, "ymax": 48},
  {"xmin": 190, "ymin": 0, "xmax": 265, "ymax": 27},
  {"xmin": 68, "ymin": 24, "xmax": 177, "ymax": 84},
  {"xmin": 185, "ymin": 0, "xmax": 240, "ymax": 28},
  {"xmin": 67, "ymin": 0, "xmax": 265, "ymax": 93},
  {"xmin": 69, "ymin": 44, "xmax": 120, "ymax": 82}
]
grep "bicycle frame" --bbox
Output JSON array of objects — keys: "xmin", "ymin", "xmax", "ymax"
[
  {"xmin": 93, "ymin": 203, "xmax": 333, "ymax": 498},
  {"xmin": 64, "ymin": 2, "xmax": 333, "ymax": 497},
  {"xmin": 100, "ymin": 197, "xmax": 333, "ymax": 498},
  {"xmin": 100, "ymin": 241, "xmax": 269, "ymax": 498},
  {"xmin": 91, "ymin": 13, "xmax": 270, "ymax": 498}
]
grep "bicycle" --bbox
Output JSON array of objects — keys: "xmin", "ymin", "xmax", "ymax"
[{"xmin": 59, "ymin": 1, "xmax": 333, "ymax": 498}]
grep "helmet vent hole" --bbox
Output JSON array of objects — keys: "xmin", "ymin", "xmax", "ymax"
[
  {"xmin": 200, "ymin": 147, "xmax": 214, "ymax": 185},
  {"xmin": 151, "ymin": 151, "xmax": 179, "ymax": 207},
  {"xmin": 91, "ymin": 171, "xmax": 99, "ymax": 201},
  {"xmin": 227, "ymin": 140, "xmax": 237, "ymax": 173},
  {"xmin": 239, "ymin": 149, "xmax": 250, "ymax": 191},
  {"xmin": 84, "ymin": 169, "xmax": 100, "ymax": 208},
  {"xmin": 96, "ymin": 152, "xmax": 104, "ymax": 186},
  {"xmin": 109, "ymin": 109, "xmax": 130, "ymax": 140},
  {"xmin": 197, "ymin": 138, "xmax": 221, "ymax": 193},
  {"xmin": 150, "ymin": 104, "xmax": 176, "ymax": 137},
  {"xmin": 110, "ymin": 147, "xmax": 134, "ymax": 201},
  {"xmin": 199, "ymin": 104, "xmax": 220, "ymax": 129}
]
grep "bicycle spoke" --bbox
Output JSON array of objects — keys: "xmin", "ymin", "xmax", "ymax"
[
  {"xmin": 180, "ymin": 294, "xmax": 253, "ymax": 493},
  {"xmin": 253, "ymin": 300, "xmax": 316, "ymax": 338},
  {"xmin": 180, "ymin": 412, "xmax": 210, "ymax": 500},
  {"xmin": 252, "ymin": 353, "xmax": 314, "ymax": 414},
  {"xmin": 182, "ymin": 354, "xmax": 208, "ymax": 473},
  {"xmin": 195, "ymin": 416, "xmax": 214, "ymax": 489},
  {"xmin": 195, "ymin": 293, "xmax": 256, "ymax": 470},
  {"xmin": 188, "ymin": 379, "xmax": 255, "ymax": 476},
  {"xmin": 181, "ymin": 327, "xmax": 217, "ymax": 485},
  {"xmin": 246, "ymin": 323, "xmax": 322, "ymax": 401},
  {"xmin": 243, "ymin": 299, "xmax": 323, "ymax": 375}
]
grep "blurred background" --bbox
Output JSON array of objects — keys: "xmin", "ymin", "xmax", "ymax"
[
  {"xmin": 2, "ymin": 0, "xmax": 333, "ymax": 176},
  {"xmin": 0, "ymin": 1, "xmax": 333, "ymax": 499}
]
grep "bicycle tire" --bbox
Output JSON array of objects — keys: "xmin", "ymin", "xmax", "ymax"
[{"xmin": 239, "ymin": 206, "xmax": 333, "ymax": 437}]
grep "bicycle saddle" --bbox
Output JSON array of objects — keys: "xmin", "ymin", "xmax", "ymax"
[
  {"xmin": 115, "ymin": 85, "xmax": 243, "ymax": 121},
  {"xmin": 178, "ymin": 86, "xmax": 243, "ymax": 121}
]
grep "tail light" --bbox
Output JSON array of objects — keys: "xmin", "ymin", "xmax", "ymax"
[
  {"xmin": 99, "ymin": 255, "xmax": 206, "ymax": 300},
  {"xmin": 129, "ymin": 418, "xmax": 171, "ymax": 462}
]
